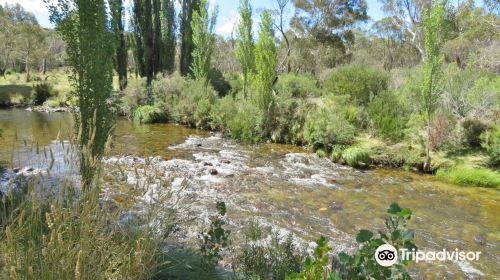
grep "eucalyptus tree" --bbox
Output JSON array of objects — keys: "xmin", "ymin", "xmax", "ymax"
[
  {"xmin": 180, "ymin": 0, "xmax": 201, "ymax": 76},
  {"xmin": 421, "ymin": 1, "xmax": 447, "ymax": 171},
  {"xmin": 235, "ymin": 0, "xmax": 255, "ymax": 98},
  {"xmin": 190, "ymin": 0, "xmax": 218, "ymax": 82},
  {"xmin": 110, "ymin": 0, "xmax": 128, "ymax": 90},
  {"xmin": 46, "ymin": 0, "xmax": 115, "ymax": 190}
]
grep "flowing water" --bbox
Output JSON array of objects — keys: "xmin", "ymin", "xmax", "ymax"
[{"xmin": 0, "ymin": 109, "xmax": 499, "ymax": 279}]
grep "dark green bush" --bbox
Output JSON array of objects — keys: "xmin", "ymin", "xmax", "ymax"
[
  {"xmin": 31, "ymin": 82, "xmax": 53, "ymax": 105},
  {"xmin": 152, "ymin": 72, "xmax": 185, "ymax": 115},
  {"xmin": 303, "ymin": 103, "xmax": 356, "ymax": 149},
  {"xmin": 323, "ymin": 64, "xmax": 389, "ymax": 105},
  {"xmin": 208, "ymin": 68, "xmax": 231, "ymax": 97},
  {"xmin": 462, "ymin": 119, "xmax": 489, "ymax": 148},
  {"xmin": 174, "ymin": 80, "xmax": 218, "ymax": 129},
  {"xmin": 481, "ymin": 125, "xmax": 500, "ymax": 167},
  {"xmin": 368, "ymin": 91, "xmax": 409, "ymax": 141},
  {"xmin": 133, "ymin": 105, "xmax": 168, "ymax": 123},
  {"xmin": 275, "ymin": 73, "xmax": 320, "ymax": 98}
]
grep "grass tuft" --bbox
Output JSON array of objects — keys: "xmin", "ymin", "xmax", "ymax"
[
  {"xmin": 343, "ymin": 147, "xmax": 371, "ymax": 167},
  {"xmin": 436, "ymin": 166, "xmax": 500, "ymax": 188}
]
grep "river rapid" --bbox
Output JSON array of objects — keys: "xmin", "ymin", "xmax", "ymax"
[{"xmin": 0, "ymin": 109, "xmax": 498, "ymax": 279}]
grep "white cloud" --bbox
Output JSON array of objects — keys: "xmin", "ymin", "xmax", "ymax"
[{"xmin": 216, "ymin": 9, "xmax": 239, "ymax": 37}]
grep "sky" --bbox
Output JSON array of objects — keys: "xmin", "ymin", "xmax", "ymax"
[{"xmin": 1, "ymin": 0, "xmax": 386, "ymax": 36}]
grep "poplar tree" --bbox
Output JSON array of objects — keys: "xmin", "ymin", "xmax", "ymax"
[
  {"xmin": 421, "ymin": 1, "xmax": 446, "ymax": 171},
  {"xmin": 180, "ymin": 0, "xmax": 201, "ymax": 76},
  {"xmin": 47, "ymin": 0, "xmax": 115, "ymax": 190},
  {"xmin": 161, "ymin": 0, "xmax": 176, "ymax": 73},
  {"xmin": 235, "ymin": 0, "xmax": 255, "ymax": 98},
  {"xmin": 190, "ymin": 0, "xmax": 218, "ymax": 82},
  {"xmin": 110, "ymin": 0, "xmax": 127, "ymax": 90}
]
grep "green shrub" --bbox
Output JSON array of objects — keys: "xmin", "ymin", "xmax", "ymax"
[
  {"xmin": 462, "ymin": 119, "xmax": 489, "ymax": 148},
  {"xmin": 481, "ymin": 125, "xmax": 500, "ymax": 167},
  {"xmin": 31, "ymin": 82, "xmax": 53, "ymax": 105},
  {"xmin": 152, "ymin": 72, "xmax": 185, "ymax": 115},
  {"xmin": 343, "ymin": 147, "xmax": 371, "ymax": 167},
  {"xmin": 330, "ymin": 145, "xmax": 345, "ymax": 162},
  {"xmin": 133, "ymin": 105, "xmax": 168, "ymax": 124},
  {"xmin": 323, "ymin": 64, "xmax": 389, "ymax": 105},
  {"xmin": 303, "ymin": 103, "xmax": 356, "ymax": 149},
  {"xmin": 228, "ymin": 100, "xmax": 264, "ymax": 143},
  {"xmin": 368, "ymin": 90, "xmax": 409, "ymax": 141},
  {"xmin": 436, "ymin": 166, "xmax": 500, "ymax": 188},
  {"xmin": 276, "ymin": 73, "xmax": 320, "ymax": 98},
  {"xmin": 210, "ymin": 95, "xmax": 238, "ymax": 133},
  {"xmin": 174, "ymin": 80, "xmax": 218, "ymax": 128},
  {"xmin": 119, "ymin": 77, "xmax": 149, "ymax": 117}
]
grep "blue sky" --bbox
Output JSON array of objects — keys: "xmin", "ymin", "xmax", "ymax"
[{"xmin": 2, "ymin": 0, "xmax": 385, "ymax": 36}]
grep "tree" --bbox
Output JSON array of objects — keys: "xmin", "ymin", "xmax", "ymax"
[
  {"xmin": 110, "ymin": 0, "xmax": 128, "ymax": 90},
  {"xmin": 421, "ymin": 1, "xmax": 447, "ymax": 171},
  {"xmin": 292, "ymin": 0, "xmax": 368, "ymax": 63},
  {"xmin": 379, "ymin": 0, "xmax": 430, "ymax": 59},
  {"xmin": 235, "ymin": 0, "xmax": 255, "ymax": 98},
  {"xmin": 273, "ymin": 0, "xmax": 291, "ymax": 73},
  {"xmin": 132, "ymin": 0, "xmax": 146, "ymax": 77},
  {"xmin": 180, "ymin": 0, "xmax": 201, "ymax": 76},
  {"xmin": 253, "ymin": 10, "xmax": 277, "ymax": 113},
  {"xmin": 161, "ymin": 0, "xmax": 176, "ymax": 73},
  {"xmin": 47, "ymin": 0, "xmax": 115, "ymax": 190},
  {"xmin": 190, "ymin": 0, "xmax": 218, "ymax": 82}
]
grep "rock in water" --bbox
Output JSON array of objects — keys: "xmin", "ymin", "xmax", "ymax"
[{"xmin": 208, "ymin": 168, "xmax": 218, "ymax": 176}]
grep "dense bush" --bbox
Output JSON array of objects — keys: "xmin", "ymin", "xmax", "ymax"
[
  {"xmin": 210, "ymin": 95, "xmax": 238, "ymax": 134},
  {"xmin": 174, "ymin": 80, "xmax": 218, "ymax": 129},
  {"xmin": 303, "ymin": 103, "xmax": 356, "ymax": 149},
  {"xmin": 481, "ymin": 125, "xmax": 500, "ymax": 167},
  {"xmin": 323, "ymin": 64, "xmax": 389, "ymax": 105},
  {"xmin": 208, "ymin": 68, "xmax": 231, "ymax": 97},
  {"xmin": 228, "ymin": 100, "xmax": 264, "ymax": 143},
  {"xmin": 31, "ymin": 82, "xmax": 53, "ymax": 105},
  {"xmin": 133, "ymin": 105, "xmax": 168, "ymax": 124},
  {"xmin": 275, "ymin": 73, "xmax": 320, "ymax": 98},
  {"xmin": 368, "ymin": 90, "xmax": 409, "ymax": 141},
  {"xmin": 152, "ymin": 72, "xmax": 185, "ymax": 115},
  {"xmin": 462, "ymin": 119, "xmax": 489, "ymax": 148},
  {"xmin": 119, "ymin": 78, "xmax": 149, "ymax": 117}
]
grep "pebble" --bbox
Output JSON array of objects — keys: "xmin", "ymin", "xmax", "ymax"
[{"xmin": 208, "ymin": 168, "xmax": 218, "ymax": 175}]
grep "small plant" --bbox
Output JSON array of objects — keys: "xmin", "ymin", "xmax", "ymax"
[
  {"xmin": 481, "ymin": 125, "xmax": 500, "ymax": 167},
  {"xmin": 133, "ymin": 105, "xmax": 168, "ymax": 124},
  {"xmin": 286, "ymin": 236, "xmax": 332, "ymax": 280},
  {"xmin": 31, "ymin": 82, "xmax": 53, "ymax": 105},
  {"xmin": 343, "ymin": 147, "xmax": 371, "ymax": 167},
  {"xmin": 199, "ymin": 201, "xmax": 231, "ymax": 270}
]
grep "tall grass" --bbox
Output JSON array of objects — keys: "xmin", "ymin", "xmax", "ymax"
[{"xmin": 436, "ymin": 165, "xmax": 500, "ymax": 188}]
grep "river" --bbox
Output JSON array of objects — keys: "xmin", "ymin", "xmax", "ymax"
[{"xmin": 0, "ymin": 109, "xmax": 498, "ymax": 279}]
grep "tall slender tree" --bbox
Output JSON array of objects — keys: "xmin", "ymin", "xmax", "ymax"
[
  {"xmin": 132, "ymin": 0, "xmax": 146, "ymax": 77},
  {"xmin": 421, "ymin": 0, "xmax": 447, "ymax": 171},
  {"xmin": 190, "ymin": 0, "xmax": 218, "ymax": 82},
  {"xmin": 143, "ymin": 0, "xmax": 154, "ymax": 84},
  {"xmin": 161, "ymin": 0, "xmax": 176, "ymax": 73},
  {"xmin": 110, "ymin": 0, "xmax": 128, "ymax": 90},
  {"xmin": 235, "ymin": 0, "xmax": 255, "ymax": 98},
  {"xmin": 180, "ymin": 0, "xmax": 201, "ymax": 76},
  {"xmin": 47, "ymin": 0, "xmax": 115, "ymax": 190},
  {"xmin": 152, "ymin": 0, "xmax": 162, "ymax": 75}
]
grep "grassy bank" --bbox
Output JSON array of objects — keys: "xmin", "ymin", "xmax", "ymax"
[{"xmin": 436, "ymin": 166, "xmax": 500, "ymax": 189}]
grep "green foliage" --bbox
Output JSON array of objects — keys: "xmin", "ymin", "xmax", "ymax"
[
  {"xmin": 210, "ymin": 94, "xmax": 238, "ymax": 134},
  {"xmin": 304, "ymin": 103, "xmax": 356, "ymax": 149},
  {"xmin": 323, "ymin": 64, "xmax": 389, "ymax": 105},
  {"xmin": 368, "ymin": 90, "xmax": 409, "ymax": 141},
  {"xmin": 333, "ymin": 203, "xmax": 415, "ymax": 280},
  {"xmin": 462, "ymin": 119, "xmax": 489, "ymax": 148},
  {"xmin": 119, "ymin": 77, "xmax": 150, "ymax": 117},
  {"xmin": 276, "ymin": 74, "xmax": 320, "ymax": 98},
  {"xmin": 133, "ymin": 105, "xmax": 168, "ymax": 123},
  {"xmin": 286, "ymin": 236, "xmax": 332, "ymax": 280},
  {"xmin": 190, "ymin": 0, "xmax": 218, "ymax": 82},
  {"xmin": 31, "ymin": 82, "xmax": 53, "ymax": 105},
  {"xmin": 253, "ymin": 10, "xmax": 277, "ymax": 112},
  {"xmin": 48, "ymin": 0, "xmax": 116, "ymax": 190},
  {"xmin": 208, "ymin": 68, "xmax": 231, "ymax": 96},
  {"xmin": 235, "ymin": 220, "xmax": 303, "ymax": 280},
  {"xmin": 199, "ymin": 201, "xmax": 231, "ymax": 270},
  {"xmin": 174, "ymin": 79, "xmax": 218, "ymax": 128},
  {"xmin": 152, "ymin": 72, "xmax": 185, "ymax": 115},
  {"xmin": 436, "ymin": 166, "xmax": 500, "ymax": 188},
  {"xmin": 235, "ymin": 0, "xmax": 255, "ymax": 98},
  {"xmin": 342, "ymin": 147, "xmax": 371, "ymax": 167},
  {"xmin": 481, "ymin": 125, "xmax": 500, "ymax": 167},
  {"xmin": 228, "ymin": 99, "xmax": 264, "ymax": 143}
]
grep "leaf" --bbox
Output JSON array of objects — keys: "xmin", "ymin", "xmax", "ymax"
[
  {"xmin": 388, "ymin": 202, "xmax": 402, "ymax": 214},
  {"xmin": 398, "ymin": 208, "xmax": 412, "ymax": 218},
  {"xmin": 356, "ymin": 230, "xmax": 373, "ymax": 243}
]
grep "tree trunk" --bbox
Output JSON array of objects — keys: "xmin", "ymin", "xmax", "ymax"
[
  {"xmin": 25, "ymin": 52, "xmax": 30, "ymax": 83},
  {"xmin": 424, "ymin": 114, "xmax": 432, "ymax": 172},
  {"xmin": 42, "ymin": 58, "xmax": 47, "ymax": 76}
]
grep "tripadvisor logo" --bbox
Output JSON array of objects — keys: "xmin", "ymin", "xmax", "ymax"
[{"xmin": 375, "ymin": 244, "xmax": 482, "ymax": 267}]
